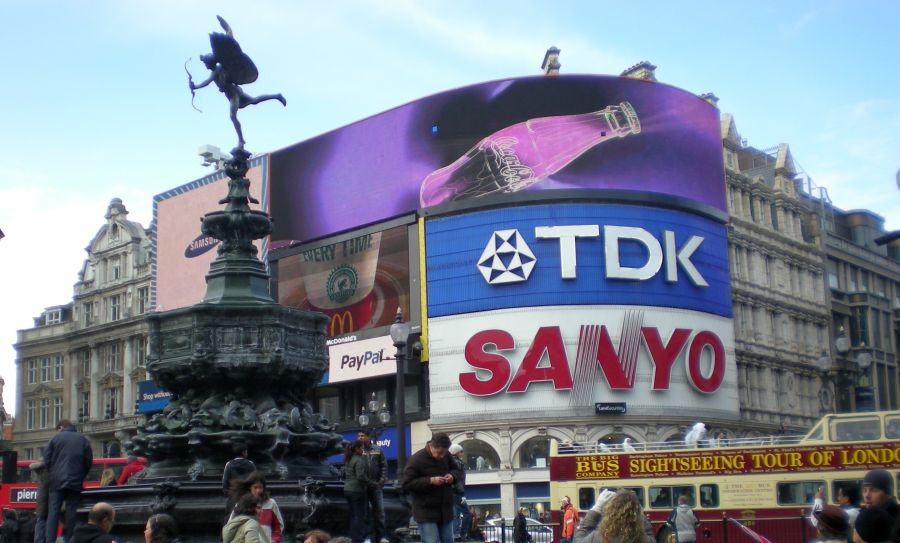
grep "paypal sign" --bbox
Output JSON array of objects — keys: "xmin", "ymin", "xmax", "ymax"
[{"xmin": 425, "ymin": 203, "xmax": 731, "ymax": 318}]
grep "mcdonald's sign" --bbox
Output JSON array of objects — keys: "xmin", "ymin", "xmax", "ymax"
[{"xmin": 329, "ymin": 311, "xmax": 354, "ymax": 336}]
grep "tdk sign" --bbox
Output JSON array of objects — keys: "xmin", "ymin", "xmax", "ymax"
[
  {"xmin": 478, "ymin": 226, "xmax": 707, "ymax": 287},
  {"xmin": 426, "ymin": 203, "xmax": 731, "ymax": 318}
]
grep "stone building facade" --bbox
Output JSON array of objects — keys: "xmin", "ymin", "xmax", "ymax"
[{"xmin": 14, "ymin": 199, "xmax": 152, "ymax": 458}]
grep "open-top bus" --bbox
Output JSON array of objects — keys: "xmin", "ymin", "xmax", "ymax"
[{"xmin": 549, "ymin": 411, "xmax": 900, "ymax": 542}]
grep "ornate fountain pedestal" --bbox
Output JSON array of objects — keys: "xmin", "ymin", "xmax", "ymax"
[{"xmin": 78, "ymin": 147, "xmax": 409, "ymax": 541}]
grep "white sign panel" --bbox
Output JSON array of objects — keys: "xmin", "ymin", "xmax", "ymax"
[
  {"xmin": 328, "ymin": 335, "xmax": 397, "ymax": 384},
  {"xmin": 428, "ymin": 305, "xmax": 738, "ymax": 422}
]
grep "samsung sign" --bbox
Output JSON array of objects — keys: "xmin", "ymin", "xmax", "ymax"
[{"xmin": 425, "ymin": 203, "xmax": 731, "ymax": 318}]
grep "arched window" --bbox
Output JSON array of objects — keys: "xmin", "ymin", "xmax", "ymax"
[
  {"xmin": 459, "ymin": 439, "xmax": 500, "ymax": 471},
  {"xmin": 517, "ymin": 436, "xmax": 555, "ymax": 468}
]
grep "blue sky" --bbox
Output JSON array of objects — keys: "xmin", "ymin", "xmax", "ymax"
[{"xmin": 0, "ymin": 0, "xmax": 898, "ymax": 413}]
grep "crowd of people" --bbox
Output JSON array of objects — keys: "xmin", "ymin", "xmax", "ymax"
[{"xmin": 5, "ymin": 422, "xmax": 900, "ymax": 543}]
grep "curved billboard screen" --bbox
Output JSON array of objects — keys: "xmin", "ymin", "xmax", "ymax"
[{"xmin": 269, "ymin": 75, "xmax": 724, "ymax": 242}]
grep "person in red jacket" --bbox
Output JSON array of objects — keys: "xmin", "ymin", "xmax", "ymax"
[
  {"xmin": 117, "ymin": 456, "xmax": 146, "ymax": 486},
  {"xmin": 560, "ymin": 496, "xmax": 577, "ymax": 543}
]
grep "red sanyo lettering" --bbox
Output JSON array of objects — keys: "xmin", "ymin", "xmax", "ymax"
[{"xmin": 459, "ymin": 326, "xmax": 726, "ymax": 395}]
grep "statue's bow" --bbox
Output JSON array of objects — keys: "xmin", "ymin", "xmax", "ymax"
[{"xmin": 185, "ymin": 58, "xmax": 202, "ymax": 113}]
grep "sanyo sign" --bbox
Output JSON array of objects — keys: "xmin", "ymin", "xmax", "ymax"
[
  {"xmin": 477, "ymin": 226, "xmax": 707, "ymax": 286},
  {"xmin": 427, "ymin": 306, "xmax": 739, "ymax": 419}
]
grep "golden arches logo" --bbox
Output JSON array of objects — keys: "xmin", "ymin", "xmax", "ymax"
[{"xmin": 329, "ymin": 311, "xmax": 354, "ymax": 336}]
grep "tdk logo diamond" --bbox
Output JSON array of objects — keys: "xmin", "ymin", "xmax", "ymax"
[{"xmin": 477, "ymin": 229, "xmax": 537, "ymax": 284}]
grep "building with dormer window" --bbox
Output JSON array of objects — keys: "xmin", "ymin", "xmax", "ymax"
[{"xmin": 13, "ymin": 198, "xmax": 152, "ymax": 458}]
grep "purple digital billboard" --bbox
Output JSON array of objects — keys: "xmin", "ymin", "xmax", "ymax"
[{"xmin": 269, "ymin": 75, "xmax": 724, "ymax": 242}]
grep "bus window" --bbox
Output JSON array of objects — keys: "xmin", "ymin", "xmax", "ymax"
[
  {"xmin": 885, "ymin": 415, "xmax": 900, "ymax": 439},
  {"xmin": 649, "ymin": 487, "xmax": 672, "ymax": 508},
  {"xmin": 832, "ymin": 417, "xmax": 881, "ymax": 442},
  {"xmin": 673, "ymin": 486, "xmax": 695, "ymax": 506},
  {"xmin": 777, "ymin": 481, "xmax": 824, "ymax": 505},
  {"xmin": 700, "ymin": 484, "xmax": 719, "ymax": 508},
  {"xmin": 578, "ymin": 487, "xmax": 595, "ymax": 510},
  {"xmin": 832, "ymin": 480, "xmax": 862, "ymax": 505},
  {"xmin": 606, "ymin": 487, "xmax": 645, "ymax": 507},
  {"xmin": 805, "ymin": 422, "xmax": 824, "ymax": 441}
]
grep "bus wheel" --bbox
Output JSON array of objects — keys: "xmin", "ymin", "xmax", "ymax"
[{"xmin": 657, "ymin": 526, "xmax": 677, "ymax": 543}]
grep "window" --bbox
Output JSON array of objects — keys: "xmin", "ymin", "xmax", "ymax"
[
  {"xmin": 777, "ymin": 481, "xmax": 824, "ymax": 505},
  {"xmin": 770, "ymin": 204, "xmax": 779, "ymax": 231},
  {"xmin": 460, "ymin": 439, "xmax": 501, "ymax": 471},
  {"xmin": 832, "ymin": 416, "xmax": 881, "ymax": 442},
  {"xmin": 578, "ymin": 487, "xmax": 595, "ymax": 511},
  {"xmin": 40, "ymin": 357, "xmax": 51, "ymax": 382},
  {"xmin": 24, "ymin": 448, "xmax": 34, "ymax": 461},
  {"xmin": 108, "ymin": 295, "xmax": 121, "ymax": 322},
  {"xmin": 110, "ymin": 224, "xmax": 119, "ymax": 241},
  {"xmin": 44, "ymin": 309, "xmax": 62, "ymax": 325},
  {"xmin": 518, "ymin": 436, "xmax": 553, "ymax": 468},
  {"xmin": 27, "ymin": 360, "xmax": 37, "ymax": 384},
  {"xmin": 81, "ymin": 392, "xmax": 90, "ymax": 421},
  {"xmin": 649, "ymin": 485, "xmax": 695, "ymax": 508},
  {"xmin": 83, "ymin": 302, "xmax": 93, "ymax": 326},
  {"xmin": 26, "ymin": 400, "xmax": 35, "ymax": 430},
  {"xmin": 137, "ymin": 287, "xmax": 149, "ymax": 315},
  {"xmin": 40, "ymin": 398, "xmax": 49, "ymax": 429},
  {"xmin": 827, "ymin": 260, "xmax": 839, "ymax": 290},
  {"xmin": 105, "ymin": 342, "xmax": 122, "ymax": 372},
  {"xmin": 136, "ymin": 336, "xmax": 148, "ymax": 367},
  {"xmin": 53, "ymin": 396, "xmax": 63, "ymax": 425},
  {"xmin": 832, "ymin": 480, "xmax": 863, "ymax": 505},
  {"xmin": 700, "ymin": 484, "xmax": 719, "ymax": 507},
  {"xmin": 109, "ymin": 256, "xmax": 121, "ymax": 281},
  {"xmin": 80, "ymin": 350, "xmax": 91, "ymax": 379},
  {"xmin": 54, "ymin": 355, "xmax": 64, "ymax": 381},
  {"xmin": 104, "ymin": 388, "xmax": 120, "ymax": 419}
]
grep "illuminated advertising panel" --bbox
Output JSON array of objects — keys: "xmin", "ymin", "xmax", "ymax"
[
  {"xmin": 269, "ymin": 75, "xmax": 724, "ymax": 242},
  {"xmin": 425, "ymin": 203, "xmax": 731, "ymax": 318},
  {"xmin": 275, "ymin": 224, "xmax": 410, "ymax": 337},
  {"xmin": 326, "ymin": 335, "xmax": 397, "ymax": 384},
  {"xmin": 154, "ymin": 160, "xmax": 267, "ymax": 311},
  {"xmin": 428, "ymin": 306, "xmax": 738, "ymax": 421}
]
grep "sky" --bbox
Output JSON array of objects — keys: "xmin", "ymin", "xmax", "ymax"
[{"xmin": 0, "ymin": 0, "xmax": 898, "ymax": 415}]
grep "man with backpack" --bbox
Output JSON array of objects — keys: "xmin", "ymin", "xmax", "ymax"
[{"xmin": 668, "ymin": 495, "xmax": 700, "ymax": 542}]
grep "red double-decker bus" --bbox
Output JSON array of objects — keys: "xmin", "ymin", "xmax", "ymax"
[
  {"xmin": 549, "ymin": 411, "xmax": 900, "ymax": 542},
  {"xmin": 0, "ymin": 458, "xmax": 137, "ymax": 512}
]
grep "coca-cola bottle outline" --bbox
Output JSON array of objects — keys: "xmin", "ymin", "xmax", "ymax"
[{"xmin": 419, "ymin": 101, "xmax": 641, "ymax": 207}]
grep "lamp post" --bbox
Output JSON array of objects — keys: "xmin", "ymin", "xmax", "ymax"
[
  {"xmin": 855, "ymin": 343, "xmax": 874, "ymax": 412},
  {"xmin": 358, "ymin": 392, "xmax": 391, "ymax": 439},
  {"xmin": 815, "ymin": 351, "xmax": 834, "ymax": 414},
  {"xmin": 390, "ymin": 309, "xmax": 411, "ymax": 475}
]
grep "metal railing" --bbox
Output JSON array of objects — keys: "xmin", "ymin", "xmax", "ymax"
[{"xmin": 558, "ymin": 435, "xmax": 806, "ymax": 455}]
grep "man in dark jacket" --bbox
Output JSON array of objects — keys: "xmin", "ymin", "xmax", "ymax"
[
  {"xmin": 30, "ymin": 459, "xmax": 49, "ymax": 543},
  {"xmin": 44, "ymin": 420, "xmax": 93, "ymax": 543},
  {"xmin": 358, "ymin": 431, "xmax": 389, "ymax": 543},
  {"xmin": 401, "ymin": 433, "xmax": 461, "ymax": 543},
  {"xmin": 70, "ymin": 503, "xmax": 118, "ymax": 543},
  {"xmin": 861, "ymin": 468, "xmax": 900, "ymax": 542}
]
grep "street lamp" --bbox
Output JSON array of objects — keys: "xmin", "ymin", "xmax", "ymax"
[
  {"xmin": 358, "ymin": 392, "xmax": 391, "ymax": 438},
  {"xmin": 390, "ymin": 308, "xmax": 411, "ymax": 475},
  {"xmin": 855, "ymin": 343, "xmax": 874, "ymax": 412},
  {"xmin": 816, "ymin": 351, "xmax": 834, "ymax": 414}
]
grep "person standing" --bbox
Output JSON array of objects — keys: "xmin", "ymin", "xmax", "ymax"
[
  {"xmin": 344, "ymin": 440, "xmax": 373, "ymax": 543},
  {"xmin": 358, "ymin": 431, "xmax": 388, "ymax": 543},
  {"xmin": 70, "ymin": 503, "xmax": 119, "ymax": 543},
  {"xmin": 223, "ymin": 443, "xmax": 257, "ymax": 517},
  {"xmin": 513, "ymin": 508, "xmax": 529, "ymax": 543},
  {"xmin": 861, "ymin": 469, "xmax": 900, "ymax": 541},
  {"xmin": 116, "ymin": 455, "xmax": 146, "ymax": 486},
  {"xmin": 560, "ymin": 496, "xmax": 577, "ymax": 543},
  {"xmin": 401, "ymin": 433, "xmax": 460, "ymax": 543},
  {"xmin": 448, "ymin": 444, "xmax": 471, "ymax": 540},
  {"xmin": 669, "ymin": 496, "xmax": 699, "ymax": 543},
  {"xmin": 44, "ymin": 420, "xmax": 93, "ymax": 543},
  {"xmin": 228, "ymin": 472, "xmax": 284, "ymax": 543},
  {"xmin": 811, "ymin": 505, "xmax": 849, "ymax": 543},
  {"xmin": 223, "ymin": 495, "xmax": 264, "ymax": 543},
  {"xmin": 30, "ymin": 459, "xmax": 49, "ymax": 543}
]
